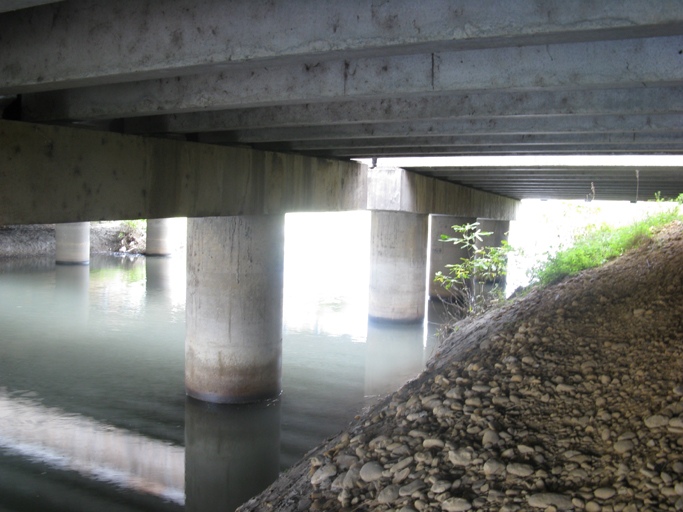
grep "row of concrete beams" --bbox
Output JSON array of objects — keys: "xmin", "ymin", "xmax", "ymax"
[
  {"xmin": 18, "ymin": 35, "xmax": 683, "ymax": 122},
  {"xmin": 2, "ymin": 0, "xmax": 682, "ymax": 94},
  {"xmin": 0, "ymin": 119, "xmax": 518, "ymax": 225},
  {"xmin": 120, "ymin": 88, "xmax": 683, "ymax": 136},
  {"xmin": 407, "ymin": 167, "xmax": 683, "ymax": 201}
]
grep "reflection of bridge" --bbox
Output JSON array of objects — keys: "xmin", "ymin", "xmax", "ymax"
[
  {"xmin": 0, "ymin": 391, "xmax": 282, "ymax": 511},
  {"xmin": 0, "ymin": 391, "xmax": 185, "ymax": 504},
  {"xmin": 2, "ymin": 1, "xmax": 683, "ymax": 403}
]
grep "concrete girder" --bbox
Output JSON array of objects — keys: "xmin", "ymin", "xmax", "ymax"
[
  {"xmin": 0, "ymin": 120, "xmax": 518, "ymax": 225},
  {"xmin": 320, "ymin": 144, "xmax": 683, "ymax": 158},
  {"xmin": 193, "ymin": 114, "xmax": 683, "ymax": 145},
  {"xmin": 121, "ymin": 88, "xmax": 683, "ymax": 135},
  {"xmin": 251, "ymin": 132, "xmax": 683, "ymax": 153},
  {"xmin": 3, "ymin": 0, "xmax": 683, "ymax": 94},
  {"xmin": 0, "ymin": 0, "xmax": 62, "ymax": 12},
  {"xmin": 22, "ymin": 36, "xmax": 683, "ymax": 122}
]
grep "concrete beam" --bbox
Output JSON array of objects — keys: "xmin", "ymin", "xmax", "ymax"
[
  {"xmin": 0, "ymin": 120, "xmax": 518, "ymax": 225},
  {"xmin": 0, "ymin": 0, "xmax": 62, "ymax": 13},
  {"xmin": 122, "ymin": 88, "xmax": 683, "ymax": 135},
  {"xmin": 23, "ymin": 36, "xmax": 683, "ymax": 121},
  {"xmin": 194, "ymin": 114, "xmax": 683, "ymax": 145},
  {"xmin": 3, "ymin": 0, "xmax": 683, "ymax": 93},
  {"xmin": 254, "ymin": 132, "xmax": 683, "ymax": 153},
  {"xmin": 0, "ymin": 119, "xmax": 367, "ymax": 224},
  {"xmin": 322, "ymin": 144, "xmax": 683, "ymax": 158}
]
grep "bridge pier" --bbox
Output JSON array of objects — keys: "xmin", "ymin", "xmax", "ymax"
[
  {"xmin": 185, "ymin": 215, "xmax": 284, "ymax": 404},
  {"xmin": 146, "ymin": 218, "xmax": 175, "ymax": 256},
  {"xmin": 55, "ymin": 222, "xmax": 90, "ymax": 264},
  {"xmin": 428, "ymin": 215, "xmax": 476, "ymax": 301},
  {"xmin": 368, "ymin": 211, "xmax": 429, "ymax": 323}
]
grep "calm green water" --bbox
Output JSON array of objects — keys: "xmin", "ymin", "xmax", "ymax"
[{"xmin": 0, "ymin": 247, "xmax": 444, "ymax": 511}]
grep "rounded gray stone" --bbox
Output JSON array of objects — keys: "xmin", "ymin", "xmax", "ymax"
[{"xmin": 359, "ymin": 461, "xmax": 383, "ymax": 482}]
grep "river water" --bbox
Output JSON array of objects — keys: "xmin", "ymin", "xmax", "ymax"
[{"xmin": 0, "ymin": 213, "xmax": 444, "ymax": 512}]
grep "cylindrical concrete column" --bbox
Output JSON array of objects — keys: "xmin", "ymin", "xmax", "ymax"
[
  {"xmin": 55, "ymin": 222, "xmax": 90, "ymax": 264},
  {"xmin": 428, "ymin": 215, "xmax": 476, "ymax": 300},
  {"xmin": 369, "ymin": 211, "xmax": 429, "ymax": 322},
  {"xmin": 185, "ymin": 215, "xmax": 284, "ymax": 404},
  {"xmin": 146, "ymin": 218, "xmax": 175, "ymax": 256}
]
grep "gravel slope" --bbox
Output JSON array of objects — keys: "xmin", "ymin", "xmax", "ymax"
[{"xmin": 240, "ymin": 222, "xmax": 683, "ymax": 512}]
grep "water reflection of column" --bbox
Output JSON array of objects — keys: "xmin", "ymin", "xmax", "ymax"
[
  {"xmin": 364, "ymin": 321, "xmax": 426, "ymax": 397},
  {"xmin": 55, "ymin": 263, "xmax": 90, "ymax": 325},
  {"xmin": 185, "ymin": 397, "xmax": 281, "ymax": 512},
  {"xmin": 146, "ymin": 255, "xmax": 173, "ymax": 295}
]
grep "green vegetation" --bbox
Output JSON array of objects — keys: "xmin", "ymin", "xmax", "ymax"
[
  {"xmin": 435, "ymin": 194, "xmax": 683, "ymax": 320},
  {"xmin": 527, "ymin": 194, "xmax": 683, "ymax": 287},
  {"xmin": 434, "ymin": 221, "xmax": 512, "ymax": 318}
]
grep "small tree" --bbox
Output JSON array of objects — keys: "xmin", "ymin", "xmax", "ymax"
[{"xmin": 434, "ymin": 222, "xmax": 511, "ymax": 318}]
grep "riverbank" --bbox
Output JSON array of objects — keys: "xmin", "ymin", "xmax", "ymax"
[
  {"xmin": 240, "ymin": 222, "xmax": 683, "ymax": 512},
  {"xmin": 0, "ymin": 222, "xmax": 146, "ymax": 258}
]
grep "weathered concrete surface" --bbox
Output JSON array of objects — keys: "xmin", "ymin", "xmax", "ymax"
[
  {"xmin": 22, "ymin": 35, "xmax": 683, "ymax": 121},
  {"xmin": 185, "ymin": 216, "xmax": 285, "ymax": 404},
  {"xmin": 123, "ymin": 87, "xmax": 683, "ymax": 135},
  {"xmin": 0, "ymin": 120, "xmax": 518, "ymax": 226},
  {"xmin": 428, "ymin": 216, "xmax": 476, "ymax": 300},
  {"xmin": 196, "ymin": 113, "xmax": 683, "ymax": 145},
  {"xmin": 369, "ymin": 212, "xmax": 428, "ymax": 323},
  {"xmin": 0, "ymin": 0, "xmax": 63, "ymax": 13},
  {"xmin": 0, "ymin": 120, "xmax": 367, "ymax": 225},
  {"xmin": 368, "ymin": 167, "xmax": 518, "ymax": 220},
  {"xmin": 55, "ymin": 222, "xmax": 89, "ymax": 264},
  {"xmin": 3, "ymin": 0, "xmax": 683, "ymax": 94}
]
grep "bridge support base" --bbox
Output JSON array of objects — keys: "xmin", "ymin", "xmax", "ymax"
[
  {"xmin": 185, "ymin": 215, "xmax": 284, "ymax": 404},
  {"xmin": 368, "ymin": 211, "xmax": 428, "ymax": 323}
]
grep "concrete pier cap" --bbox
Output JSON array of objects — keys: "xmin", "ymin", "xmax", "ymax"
[
  {"xmin": 55, "ymin": 222, "xmax": 90, "ymax": 264},
  {"xmin": 185, "ymin": 215, "xmax": 284, "ymax": 404}
]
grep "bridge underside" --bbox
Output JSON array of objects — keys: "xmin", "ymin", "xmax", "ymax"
[
  {"xmin": 2, "ymin": 0, "xmax": 683, "ymax": 404},
  {"xmin": 1, "ymin": 0, "xmax": 682, "ymax": 202}
]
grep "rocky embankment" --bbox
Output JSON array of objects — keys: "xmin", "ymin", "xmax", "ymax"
[{"xmin": 241, "ymin": 222, "xmax": 683, "ymax": 512}]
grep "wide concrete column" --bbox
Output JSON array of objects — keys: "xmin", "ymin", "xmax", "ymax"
[
  {"xmin": 55, "ymin": 222, "xmax": 90, "ymax": 264},
  {"xmin": 428, "ymin": 215, "xmax": 476, "ymax": 300},
  {"xmin": 185, "ymin": 215, "xmax": 284, "ymax": 404},
  {"xmin": 146, "ymin": 218, "xmax": 175, "ymax": 256},
  {"xmin": 369, "ymin": 211, "xmax": 428, "ymax": 323}
]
